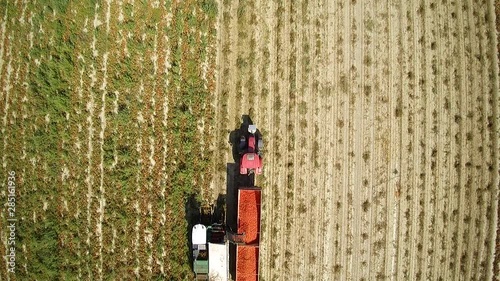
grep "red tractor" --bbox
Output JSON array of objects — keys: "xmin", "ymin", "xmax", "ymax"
[{"xmin": 239, "ymin": 125, "xmax": 263, "ymax": 175}]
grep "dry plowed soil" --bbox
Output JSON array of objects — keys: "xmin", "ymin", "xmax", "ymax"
[{"xmin": 212, "ymin": 0, "xmax": 500, "ymax": 280}]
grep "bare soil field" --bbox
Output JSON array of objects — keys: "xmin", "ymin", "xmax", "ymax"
[{"xmin": 212, "ymin": 0, "xmax": 499, "ymax": 280}]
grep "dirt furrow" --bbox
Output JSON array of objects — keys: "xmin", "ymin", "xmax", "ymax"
[
  {"xmin": 322, "ymin": 0, "xmax": 339, "ymax": 278},
  {"xmin": 433, "ymin": 1, "xmax": 451, "ymax": 280},
  {"xmin": 369, "ymin": 2, "xmax": 381, "ymax": 280},
  {"xmin": 452, "ymin": 0, "xmax": 470, "ymax": 277},
  {"xmin": 330, "ymin": 2, "xmax": 344, "ymax": 277},
  {"xmin": 421, "ymin": 0, "xmax": 437, "ymax": 279},
  {"xmin": 383, "ymin": 0, "xmax": 394, "ymax": 278},
  {"xmin": 211, "ymin": 1, "xmax": 500, "ymax": 280},
  {"xmin": 407, "ymin": 0, "xmax": 423, "ymax": 278},
  {"xmin": 288, "ymin": 0, "xmax": 302, "ymax": 279},
  {"xmin": 396, "ymin": 0, "xmax": 411, "ymax": 278},
  {"xmin": 311, "ymin": 1, "xmax": 326, "ymax": 277},
  {"xmin": 386, "ymin": 1, "xmax": 403, "ymax": 279},
  {"xmin": 315, "ymin": 0, "xmax": 335, "ymax": 279},
  {"xmin": 373, "ymin": 1, "xmax": 391, "ymax": 279},
  {"xmin": 210, "ymin": 0, "xmax": 226, "ymax": 199},
  {"xmin": 280, "ymin": 0, "xmax": 292, "ymax": 277},
  {"xmin": 297, "ymin": 1, "xmax": 317, "ymax": 278},
  {"xmin": 235, "ymin": 0, "xmax": 250, "ymax": 125},
  {"xmin": 262, "ymin": 0, "xmax": 278, "ymax": 279},
  {"xmin": 251, "ymin": 0, "xmax": 263, "ymax": 135},
  {"xmin": 352, "ymin": 0, "xmax": 368, "ymax": 279},
  {"xmin": 257, "ymin": 1, "xmax": 274, "ymax": 279},
  {"xmin": 414, "ymin": 3, "xmax": 429, "ymax": 279},
  {"xmin": 442, "ymin": 1, "xmax": 460, "ymax": 279},
  {"xmin": 364, "ymin": 0, "xmax": 377, "ymax": 279},
  {"xmin": 471, "ymin": 2, "xmax": 495, "ymax": 279},
  {"xmin": 339, "ymin": 1, "xmax": 351, "ymax": 279},
  {"xmin": 461, "ymin": 0, "xmax": 482, "ymax": 279},
  {"xmin": 485, "ymin": 1, "xmax": 500, "ymax": 280}
]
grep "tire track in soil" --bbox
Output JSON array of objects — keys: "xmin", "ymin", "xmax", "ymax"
[{"xmin": 408, "ymin": 0, "xmax": 422, "ymax": 278}]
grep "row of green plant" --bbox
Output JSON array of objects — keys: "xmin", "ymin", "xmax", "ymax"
[{"xmin": 0, "ymin": 0, "xmax": 217, "ymax": 279}]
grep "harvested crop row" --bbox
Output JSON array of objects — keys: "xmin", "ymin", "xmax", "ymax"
[{"xmin": 213, "ymin": 0, "xmax": 499, "ymax": 280}]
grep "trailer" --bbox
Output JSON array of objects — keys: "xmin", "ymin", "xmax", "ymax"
[{"xmin": 235, "ymin": 187, "xmax": 261, "ymax": 281}]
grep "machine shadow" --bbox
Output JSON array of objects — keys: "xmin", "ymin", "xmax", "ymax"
[{"xmin": 185, "ymin": 194, "xmax": 201, "ymax": 272}]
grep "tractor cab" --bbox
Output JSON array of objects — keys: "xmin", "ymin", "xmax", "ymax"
[{"xmin": 240, "ymin": 125, "xmax": 263, "ymax": 175}]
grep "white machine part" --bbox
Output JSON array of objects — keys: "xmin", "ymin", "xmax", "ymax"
[
  {"xmin": 192, "ymin": 224, "xmax": 207, "ymax": 245},
  {"xmin": 248, "ymin": 125, "xmax": 257, "ymax": 134}
]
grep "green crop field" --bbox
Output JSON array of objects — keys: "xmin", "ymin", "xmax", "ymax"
[{"xmin": 0, "ymin": 0, "xmax": 217, "ymax": 279}]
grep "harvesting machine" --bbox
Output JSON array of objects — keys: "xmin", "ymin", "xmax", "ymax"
[
  {"xmin": 238, "ymin": 125, "xmax": 263, "ymax": 175},
  {"xmin": 192, "ymin": 223, "xmax": 229, "ymax": 281}
]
